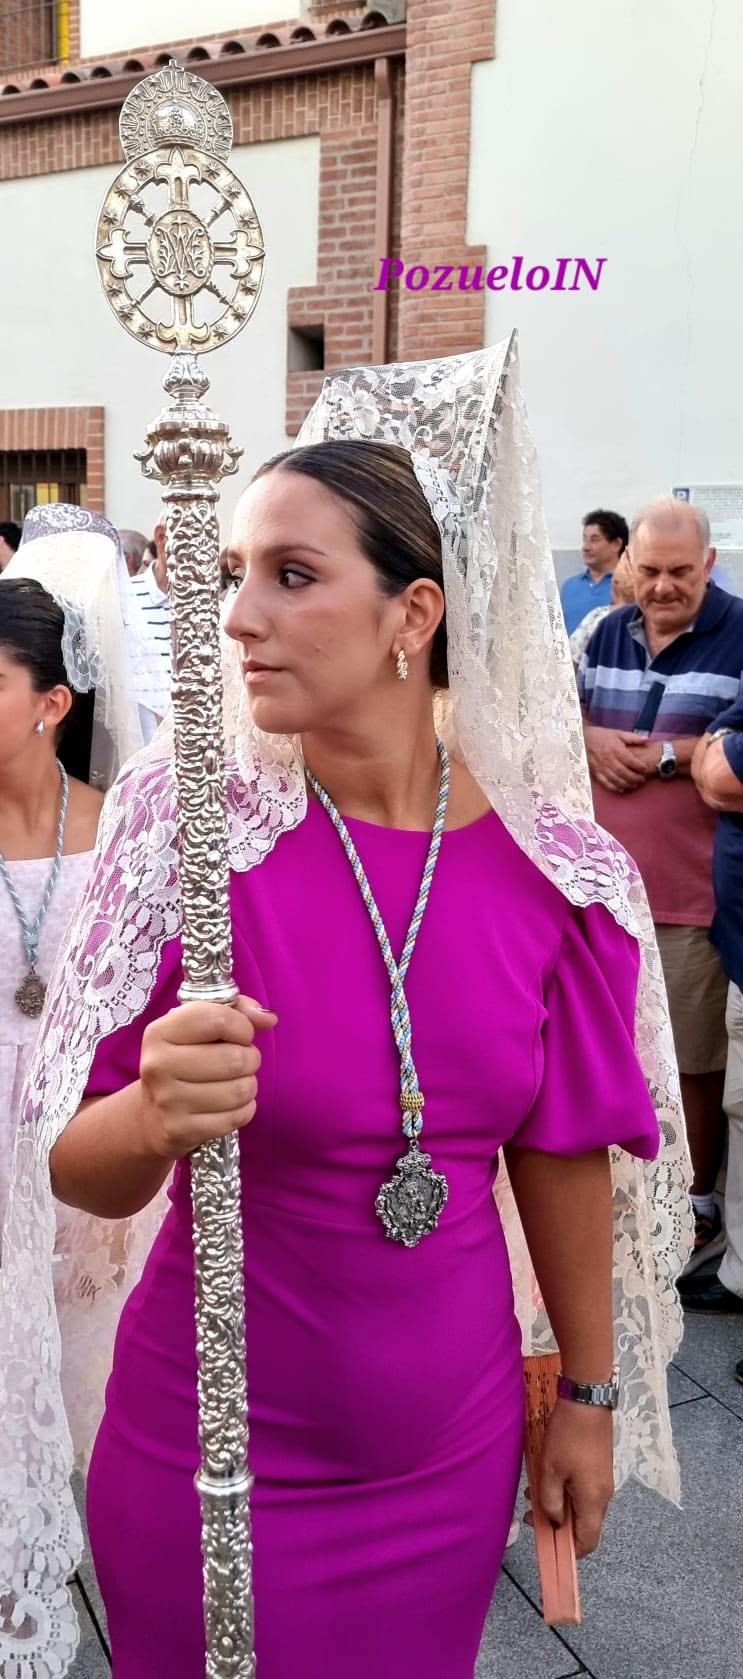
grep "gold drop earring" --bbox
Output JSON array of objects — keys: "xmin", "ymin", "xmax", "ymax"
[{"xmin": 396, "ymin": 649, "xmax": 409, "ymax": 682}]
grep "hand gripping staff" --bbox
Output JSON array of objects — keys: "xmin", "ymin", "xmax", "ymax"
[{"xmin": 96, "ymin": 63, "xmax": 266, "ymax": 1677}]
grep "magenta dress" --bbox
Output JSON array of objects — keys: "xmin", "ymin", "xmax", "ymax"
[{"xmin": 85, "ymin": 803, "xmax": 659, "ymax": 1679}]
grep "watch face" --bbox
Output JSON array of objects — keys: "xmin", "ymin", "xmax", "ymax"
[{"xmin": 658, "ymin": 756, "xmax": 677, "ymax": 778}]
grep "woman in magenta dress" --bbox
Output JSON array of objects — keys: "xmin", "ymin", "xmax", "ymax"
[
  {"xmin": 0, "ymin": 341, "xmax": 690, "ymax": 1679},
  {"xmin": 51, "ymin": 444, "xmax": 659, "ymax": 1678}
]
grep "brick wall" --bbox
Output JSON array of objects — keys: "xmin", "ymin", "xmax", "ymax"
[
  {"xmin": 0, "ymin": 63, "xmax": 395, "ymax": 434},
  {"xmin": 0, "ymin": 405, "xmax": 104, "ymax": 509},
  {"xmin": 396, "ymin": 0, "xmax": 496, "ymax": 361},
  {"xmin": 0, "ymin": 4, "xmax": 497, "ymax": 446},
  {"xmin": 0, "ymin": 1, "xmax": 58, "ymax": 75},
  {"xmin": 286, "ymin": 117, "xmax": 378, "ymax": 428}
]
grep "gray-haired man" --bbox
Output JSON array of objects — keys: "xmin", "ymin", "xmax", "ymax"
[{"xmin": 578, "ymin": 497, "xmax": 743, "ymax": 1270}]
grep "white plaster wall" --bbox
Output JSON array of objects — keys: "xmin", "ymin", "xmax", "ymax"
[
  {"xmin": 468, "ymin": 0, "xmax": 743, "ymax": 552},
  {"xmin": 0, "ymin": 136, "xmax": 319, "ymax": 538},
  {"xmin": 80, "ymin": 0, "xmax": 277, "ymax": 59}
]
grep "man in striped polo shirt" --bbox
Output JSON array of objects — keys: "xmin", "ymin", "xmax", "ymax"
[{"xmin": 578, "ymin": 497, "xmax": 743, "ymax": 1273}]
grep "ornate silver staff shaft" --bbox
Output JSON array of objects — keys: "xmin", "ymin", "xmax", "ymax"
[{"xmin": 96, "ymin": 65, "xmax": 266, "ymax": 1677}]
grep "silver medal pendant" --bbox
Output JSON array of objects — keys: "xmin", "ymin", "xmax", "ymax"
[
  {"xmin": 375, "ymin": 1138, "xmax": 449, "ymax": 1248},
  {"xmin": 15, "ymin": 966, "xmax": 46, "ymax": 1019}
]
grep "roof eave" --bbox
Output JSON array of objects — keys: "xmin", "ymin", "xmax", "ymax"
[{"xmin": 0, "ymin": 23, "xmax": 406, "ymax": 125}]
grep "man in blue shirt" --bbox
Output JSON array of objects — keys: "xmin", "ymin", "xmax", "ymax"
[
  {"xmin": 560, "ymin": 507, "xmax": 629, "ymax": 635},
  {"xmin": 680, "ymin": 693, "xmax": 743, "ymax": 1339}
]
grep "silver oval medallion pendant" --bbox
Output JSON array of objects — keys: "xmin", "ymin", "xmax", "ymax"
[
  {"xmin": 375, "ymin": 1140, "xmax": 449, "ymax": 1248},
  {"xmin": 15, "ymin": 967, "xmax": 46, "ymax": 1019}
]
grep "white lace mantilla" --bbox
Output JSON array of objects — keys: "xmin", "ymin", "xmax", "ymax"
[
  {"xmin": 0, "ymin": 336, "xmax": 691, "ymax": 1676},
  {"xmin": 4, "ymin": 511, "xmax": 145, "ymax": 788}
]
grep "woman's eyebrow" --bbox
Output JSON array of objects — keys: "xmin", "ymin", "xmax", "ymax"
[{"xmin": 227, "ymin": 541, "xmax": 329, "ymax": 563}]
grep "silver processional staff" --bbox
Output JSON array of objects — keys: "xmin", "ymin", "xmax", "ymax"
[{"xmin": 96, "ymin": 63, "xmax": 266, "ymax": 1678}]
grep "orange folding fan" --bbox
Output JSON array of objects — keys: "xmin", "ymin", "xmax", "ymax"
[{"xmin": 523, "ymin": 1352, "xmax": 582, "ymax": 1626}]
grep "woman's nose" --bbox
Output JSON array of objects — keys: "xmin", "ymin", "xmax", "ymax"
[{"xmin": 223, "ymin": 577, "xmax": 267, "ymax": 642}]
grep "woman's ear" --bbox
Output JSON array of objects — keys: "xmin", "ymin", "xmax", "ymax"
[
  {"xmin": 402, "ymin": 577, "xmax": 446, "ymax": 646},
  {"xmin": 41, "ymin": 683, "xmax": 74, "ymax": 731}
]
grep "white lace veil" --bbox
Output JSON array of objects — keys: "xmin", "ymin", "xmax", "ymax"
[
  {"xmin": 0, "ymin": 335, "xmax": 692, "ymax": 1677},
  {"xmin": 3, "ymin": 505, "xmax": 145, "ymax": 784}
]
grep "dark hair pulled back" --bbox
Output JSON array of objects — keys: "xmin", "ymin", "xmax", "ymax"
[
  {"xmin": 0, "ymin": 576, "xmax": 94, "ymax": 780},
  {"xmin": 253, "ymin": 440, "xmax": 449, "ymax": 689}
]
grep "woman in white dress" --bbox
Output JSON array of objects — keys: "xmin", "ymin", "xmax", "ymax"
[
  {"xmin": 0, "ymin": 508, "xmax": 145, "ymax": 1232},
  {"xmin": 0, "ymin": 578, "xmax": 103, "ymax": 1221}
]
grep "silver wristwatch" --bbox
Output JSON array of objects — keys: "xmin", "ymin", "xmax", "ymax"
[
  {"xmin": 657, "ymin": 742, "xmax": 678, "ymax": 779},
  {"xmin": 557, "ymin": 1370, "xmax": 619, "ymax": 1410}
]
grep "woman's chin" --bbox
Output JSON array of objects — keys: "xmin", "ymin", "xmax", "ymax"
[{"xmin": 244, "ymin": 693, "xmax": 305, "ymax": 735}]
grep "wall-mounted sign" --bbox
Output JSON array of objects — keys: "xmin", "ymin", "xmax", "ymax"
[{"xmin": 673, "ymin": 484, "xmax": 743, "ymax": 550}]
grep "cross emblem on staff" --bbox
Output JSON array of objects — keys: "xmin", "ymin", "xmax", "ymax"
[{"xmin": 97, "ymin": 143, "xmax": 265, "ymax": 353}]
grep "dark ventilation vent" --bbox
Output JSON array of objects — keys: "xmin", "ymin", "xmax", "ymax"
[{"xmin": 288, "ymin": 323, "xmax": 325, "ymax": 374}]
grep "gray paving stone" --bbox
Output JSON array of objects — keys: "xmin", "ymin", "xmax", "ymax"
[
  {"xmin": 475, "ymin": 1569, "xmax": 585, "ymax": 1678},
  {"xmin": 667, "ymin": 1362, "xmax": 707, "ymax": 1406},
  {"xmin": 68, "ymin": 1581, "xmax": 110, "ymax": 1678},
  {"xmin": 673, "ymin": 1307, "xmax": 743, "ymax": 1420},
  {"xmin": 505, "ymin": 1395, "xmax": 743, "ymax": 1679},
  {"xmin": 72, "ymin": 1471, "xmax": 110, "ymax": 1654}
]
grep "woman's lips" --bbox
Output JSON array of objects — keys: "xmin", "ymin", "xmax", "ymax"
[{"xmin": 242, "ymin": 663, "xmax": 282, "ymax": 683}]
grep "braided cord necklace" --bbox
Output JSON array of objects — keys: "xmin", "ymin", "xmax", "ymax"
[
  {"xmin": 0, "ymin": 759, "xmax": 70, "ymax": 1019},
  {"xmin": 305, "ymin": 739, "xmax": 450, "ymax": 1248}
]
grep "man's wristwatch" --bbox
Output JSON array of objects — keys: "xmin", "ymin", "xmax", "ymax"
[
  {"xmin": 657, "ymin": 742, "xmax": 678, "ymax": 779},
  {"xmin": 557, "ymin": 1371, "xmax": 620, "ymax": 1410}
]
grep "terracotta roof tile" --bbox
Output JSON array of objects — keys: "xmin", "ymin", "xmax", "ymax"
[{"xmin": 0, "ymin": 8, "xmax": 402, "ymax": 98}]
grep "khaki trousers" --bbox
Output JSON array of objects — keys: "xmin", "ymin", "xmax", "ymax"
[{"xmin": 719, "ymin": 982, "xmax": 743, "ymax": 1298}]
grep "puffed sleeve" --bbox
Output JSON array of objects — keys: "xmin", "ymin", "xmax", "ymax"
[
  {"xmin": 508, "ymin": 902, "xmax": 660, "ymax": 1160},
  {"xmin": 84, "ymin": 934, "xmax": 184, "ymax": 1097}
]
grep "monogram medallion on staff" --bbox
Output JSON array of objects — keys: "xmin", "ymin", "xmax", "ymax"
[{"xmin": 96, "ymin": 67, "xmax": 265, "ymax": 355}]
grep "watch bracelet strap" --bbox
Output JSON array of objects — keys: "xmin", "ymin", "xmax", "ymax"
[{"xmin": 556, "ymin": 1371, "xmax": 619, "ymax": 1410}]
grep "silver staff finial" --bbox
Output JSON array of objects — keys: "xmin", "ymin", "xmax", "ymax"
[
  {"xmin": 97, "ymin": 66, "xmax": 264, "ymax": 355},
  {"xmin": 96, "ymin": 64, "xmax": 262, "ymax": 1679}
]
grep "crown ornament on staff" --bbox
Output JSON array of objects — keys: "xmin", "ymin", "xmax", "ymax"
[{"xmin": 96, "ymin": 65, "xmax": 265, "ymax": 1679}]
